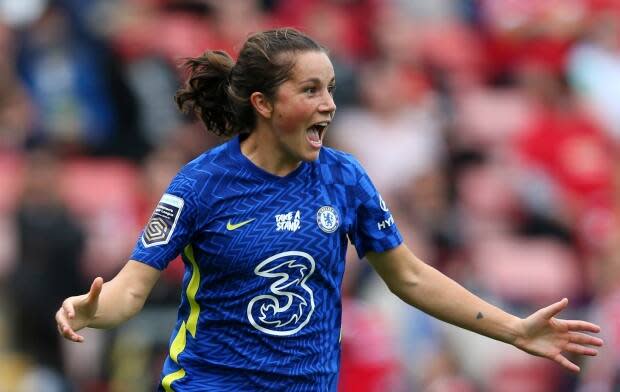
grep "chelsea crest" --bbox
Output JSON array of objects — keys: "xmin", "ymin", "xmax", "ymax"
[{"xmin": 316, "ymin": 206, "xmax": 340, "ymax": 233}]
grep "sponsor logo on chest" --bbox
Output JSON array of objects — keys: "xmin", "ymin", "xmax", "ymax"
[{"xmin": 275, "ymin": 210, "xmax": 301, "ymax": 232}]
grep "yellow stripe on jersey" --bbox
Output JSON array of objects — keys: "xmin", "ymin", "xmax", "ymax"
[
  {"xmin": 162, "ymin": 368, "xmax": 186, "ymax": 392},
  {"xmin": 160, "ymin": 244, "xmax": 202, "ymax": 391},
  {"xmin": 185, "ymin": 244, "xmax": 201, "ymax": 337},
  {"xmin": 170, "ymin": 321, "xmax": 187, "ymax": 363}
]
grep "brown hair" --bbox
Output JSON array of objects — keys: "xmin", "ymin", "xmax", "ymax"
[{"xmin": 175, "ymin": 28, "xmax": 326, "ymax": 137}]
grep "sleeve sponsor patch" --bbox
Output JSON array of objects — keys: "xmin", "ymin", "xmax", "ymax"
[{"xmin": 141, "ymin": 193, "xmax": 184, "ymax": 247}]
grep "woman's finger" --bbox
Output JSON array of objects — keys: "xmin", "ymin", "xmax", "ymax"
[
  {"xmin": 553, "ymin": 353, "xmax": 580, "ymax": 373},
  {"xmin": 569, "ymin": 332, "xmax": 604, "ymax": 347},
  {"xmin": 62, "ymin": 299, "xmax": 75, "ymax": 319},
  {"xmin": 55, "ymin": 308, "xmax": 69, "ymax": 332},
  {"xmin": 60, "ymin": 323, "xmax": 84, "ymax": 343},
  {"xmin": 55, "ymin": 309, "xmax": 67, "ymax": 335},
  {"xmin": 55, "ymin": 309, "xmax": 84, "ymax": 343},
  {"xmin": 86, "ymin": 277, "xmax": 103, "ymax": 305},
  {"xmin": 538, "ymin": 298, "xmax": 569, "ymax": 320},
  {"xmin": 557, "ymin": 319, "xmax": 601, "ymax": 333},
  {"xmin": 564, "ymin": 342, "xmax": 599, "ymax": 356}
]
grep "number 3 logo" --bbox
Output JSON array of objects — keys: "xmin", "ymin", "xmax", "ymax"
[{"xmin": 247, "ymin": 251, "xmax": 316, "ymax": 336}]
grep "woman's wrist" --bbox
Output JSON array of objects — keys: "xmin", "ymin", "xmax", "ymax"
[{"xmin": 507, "ymin": 315, "xmax": 526, "ymax": 347}]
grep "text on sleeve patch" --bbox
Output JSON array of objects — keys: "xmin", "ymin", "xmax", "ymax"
[{"xmin": 141, "ymin": 193, "xmax": 185, "ymax": 247}]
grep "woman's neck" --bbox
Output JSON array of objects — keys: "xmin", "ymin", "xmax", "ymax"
[{"xmin": 240, "ymin": 129, "xmax": 301, "ymax": 177}]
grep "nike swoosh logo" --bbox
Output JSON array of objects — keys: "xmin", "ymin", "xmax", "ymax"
[{"xmin": 226, "ymin": 218, "xmax": 256, "ymax": 231}]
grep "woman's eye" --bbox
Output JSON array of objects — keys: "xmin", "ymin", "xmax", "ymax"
[{"xmin": 305, "ymin": 87, "xmax": 316, "ymax": 94}]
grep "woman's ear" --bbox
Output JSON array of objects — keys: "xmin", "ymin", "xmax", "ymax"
[{"xmin": 250, "ymin": 92, "xmax": 273, "ymax": 119}]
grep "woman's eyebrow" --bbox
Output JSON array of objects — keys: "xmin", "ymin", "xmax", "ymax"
[{"xmin": 299, "ymin": 77, "xmax": 336, "ymax": 84}]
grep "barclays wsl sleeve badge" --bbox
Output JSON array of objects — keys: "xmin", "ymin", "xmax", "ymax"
[
  {"xmin": 316, "ymin": 206, "xmax": 339, "ymax": 233},
  {"xmin": 141, "ymin": 193, "xmax": 184, "ymax": 247}
]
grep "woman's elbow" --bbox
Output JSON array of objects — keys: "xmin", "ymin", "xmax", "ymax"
[{"xmin": 384, "ymin": 272, "xmax": 420, "ymax": 299}]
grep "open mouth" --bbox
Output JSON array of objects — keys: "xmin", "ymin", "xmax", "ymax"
[{"xmin": 306, "ymin": 121, "xmax": 329, "ymax": 148}]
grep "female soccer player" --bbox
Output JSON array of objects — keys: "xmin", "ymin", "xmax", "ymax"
[{"xmin": 56, "ymin": 28, "xmax": 602, "ymax": 391}]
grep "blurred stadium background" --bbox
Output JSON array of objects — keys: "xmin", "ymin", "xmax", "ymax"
[{"xmin": 0, "ymin": 0, "xmax": 619, "ymax": 391}]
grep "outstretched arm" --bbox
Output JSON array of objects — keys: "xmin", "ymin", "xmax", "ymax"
[
  {"xmin": 367, "ymin": 244, "xmax": 603, "ymax": 372},
  {"xmin": 55, "ymin": 260, "xmax": 161, "ymax": 342}
]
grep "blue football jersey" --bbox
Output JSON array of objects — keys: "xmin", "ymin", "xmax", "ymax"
[{"xmin": 130, "ymin": 135, "xmax": 403, "ymax": 391}]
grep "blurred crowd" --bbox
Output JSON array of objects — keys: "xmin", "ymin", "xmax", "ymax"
[{"xmin": 0, "ymin": 0, "xmax": 619, "ymax": 391}]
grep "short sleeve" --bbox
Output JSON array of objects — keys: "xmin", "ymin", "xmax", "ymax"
[
  {"xmin": 130, "ymin": 172, "xmax": 198, "ymax": 270},
  {"xmin": 347, "ymin": 160, "xmax": 403, "ymax": 258}
]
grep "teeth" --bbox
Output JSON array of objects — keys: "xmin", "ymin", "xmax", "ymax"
[
  {"xmin": 308, "ymin": 121, "xmax": 330, "ymax": 137},
  {"xmin": 307, "ymin": 127, "xmax": 321, "ymax": 142}
]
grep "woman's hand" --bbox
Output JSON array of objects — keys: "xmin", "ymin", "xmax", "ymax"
[
  {"xmin": 513, "ymin": 298, "xmax": 603, "ymax": 372},
  {"xmin": 55, "ymin": 277, "xmax": 103, "ymax": 342}
]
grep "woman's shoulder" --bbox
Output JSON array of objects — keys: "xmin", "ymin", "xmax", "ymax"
[
  {"xmin": 317, "ymin": 146, "xmax": 366, "ymax": 183},
  {"xmin": 178, "ymin": 139, "xmax": 235, "ymax": 178},
  {"xmin": 320, "ymin": 145, "xmax": 362, "ymax": 168}
]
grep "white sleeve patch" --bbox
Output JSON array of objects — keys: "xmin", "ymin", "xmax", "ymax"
[{"xmin": 141, "ymin": 193, "xmax": 185, "ymax": 248}]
